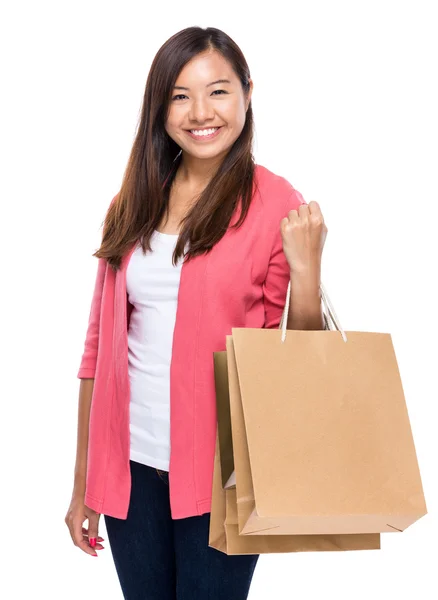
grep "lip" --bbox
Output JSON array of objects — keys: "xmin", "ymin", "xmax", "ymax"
[{"xmin": 185, "ymin": 126, "xmax": 223, "ymax": 141}]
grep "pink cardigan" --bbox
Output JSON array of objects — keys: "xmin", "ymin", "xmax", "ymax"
[{"xmin": 77, "ymin": 163, "xmax": 306, "ymax": 519}]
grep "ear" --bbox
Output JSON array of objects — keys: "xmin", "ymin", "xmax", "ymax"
[{"xmin": 246, "ymin": 78, "xmax": 254, "ymax": 111}]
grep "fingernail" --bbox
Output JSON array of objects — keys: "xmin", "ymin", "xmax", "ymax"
[{"xmin": 90, "ymin": 538, "xmax": 96, "ymax": 547}]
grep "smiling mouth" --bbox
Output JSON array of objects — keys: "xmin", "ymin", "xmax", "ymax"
[{"xmin": 184, "ymin": 126, "xmax": 223, "ymax": 140}]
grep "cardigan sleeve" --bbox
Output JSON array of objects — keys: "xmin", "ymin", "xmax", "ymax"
[
  {"xmin": 76, "ymin": 193, "xmax": 118, "ymax": 378},
  {"xmin": 76, "ymin": 256, "xmax": 107, "ymax": 378},
  {"xmin": 262, "ymin": 186, "xmax": 307, "ymax": 329}
]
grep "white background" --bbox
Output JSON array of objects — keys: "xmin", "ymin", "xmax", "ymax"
[{"xmin": 1, "ymin": 1, "xmax": 436, "ymax": 598}]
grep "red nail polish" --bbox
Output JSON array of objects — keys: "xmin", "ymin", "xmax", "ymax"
[{"xmin": 90, "ymin": 538, "xmax": 96, "ymax": 547}]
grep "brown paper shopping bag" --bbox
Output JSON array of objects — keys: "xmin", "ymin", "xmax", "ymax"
[
  {"xmin": 210, "ymin": 280, "xmax": 427, "ymax": 553},
  {"xmin": 209, "ymin": 350, "xmax": 381, "ymax": 555},
  {"xmin": 217, "ymin": 280, "xmax": 427, "ymax": 538}
]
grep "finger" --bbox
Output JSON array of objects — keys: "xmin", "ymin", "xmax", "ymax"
[
  {"xmin": 308, "ymin": 201, "xmax": 325, "ymax": 223},
  {"xmin": 80, "ymin": 530, "xmax": 105, "ymax": 549},
  {"xmin": 286, "ymin": 209, "xmax": 300, "ymax": 223},
  {"xmin": 92, "ymin": 543, "xmax": 105, "ymax": 550},
  {"xmin": 297, "ymin": 205, "xmax": 309, "ymax": 223},
  {"xmin": 307, "ymin": 200, "xmax": 321, "ymax": 212},
  {"xmin": 80, "ymin": 540, "xmax": 104, "ymax": 550},
  {"xmin": 73, "ymin": 519, "xmax": 98, "ymax": 557},
  {"xmin": 87, "ymin": 514, "xmax": 100, "ymax": 549},
  {"xmin": 77, "ymin": 537, "xmax": 99, "ymax": 556},
  {"xmin": 81, "ymin": 527, "xmax": 104, "ymax": 541}
]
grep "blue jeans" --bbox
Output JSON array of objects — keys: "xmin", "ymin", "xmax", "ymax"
[{"xmin": 104, "ymin": 459, "xmax": 260, "ymax": 599}]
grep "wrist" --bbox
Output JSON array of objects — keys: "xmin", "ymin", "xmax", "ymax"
[{"xmin": 289, "ymin": 267, "xmax": 321, "ymax": 291}]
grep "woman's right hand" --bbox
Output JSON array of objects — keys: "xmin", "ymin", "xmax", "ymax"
[{"xmin": 65, "ymin": 489, "xmax": 104, "ymax": 557}]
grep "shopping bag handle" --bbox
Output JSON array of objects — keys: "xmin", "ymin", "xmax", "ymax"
[{"xmin": 279, "ymin": 280, "xmax": 348, "ymax": 343}]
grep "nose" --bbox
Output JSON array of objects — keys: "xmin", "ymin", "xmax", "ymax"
[{"xmin": 189, "ymin": 96, "xmax": 215, "ymax": 124}]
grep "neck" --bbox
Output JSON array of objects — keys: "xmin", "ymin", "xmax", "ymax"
[{"xmin": 176, "ymin": 150, "xmax": 227, "ymax": 189}]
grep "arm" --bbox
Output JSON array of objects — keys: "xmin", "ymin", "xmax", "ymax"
[
  {"xmin": 262, "ymin": 231, "xmax": 291, "ymax": 329},
  {"xmin": 263, "ymin": 186, "xmax": 326, "ymax": 330},
  {"xmin": 66, "ymin": 198, "xmax": 116, "ymax": 556},
  {"xmin": 73, "ymin": 378, "xmax": 94, "ymax": 490},
  {"xmin": 66, "ymin": 376, "xmax": 102, "ymax": 558},
  {"xmin": 262, "ymin": 187, "xmax": 307, "ymax": 329},
  {"xmin": 73, "ymin": 255, "xmax": 107, "ymax": 484},
  {"xmin": 286, "ymin": 267, "xmax": 325, "ymax": 330}
]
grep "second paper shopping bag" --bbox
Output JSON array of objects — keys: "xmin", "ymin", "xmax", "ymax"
[{"xmin": 209, "ymin": 352, "xmax": 381, "ymax": 555}]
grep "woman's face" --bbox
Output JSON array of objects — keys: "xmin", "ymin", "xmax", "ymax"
[{"xmin": 165, "ymin": 50, "xmax": 253, "ymax": 162}]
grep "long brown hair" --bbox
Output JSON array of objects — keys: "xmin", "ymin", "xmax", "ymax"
[{"xmin": 94, "ymin": 26, "xmax": 257, "ymax": 271}]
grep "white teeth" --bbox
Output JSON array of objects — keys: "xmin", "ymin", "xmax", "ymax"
[{"xmin": 190, "ymin": 127, "xmax": 219, "ymax": 136}]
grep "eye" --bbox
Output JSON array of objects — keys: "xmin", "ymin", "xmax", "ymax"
[{"xmin": 171, "ymin": 89, "xmax": 229, "ymax": 101}]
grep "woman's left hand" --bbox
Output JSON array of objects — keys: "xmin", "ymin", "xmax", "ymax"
[{"xmin": 280, "ymin": 200, "xmax": 328, "ymax": 274}]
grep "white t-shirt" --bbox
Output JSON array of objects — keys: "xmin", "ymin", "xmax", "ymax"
[{"xmin": 126, "ymin": 230, "xmax": 187, "ymax": 471}]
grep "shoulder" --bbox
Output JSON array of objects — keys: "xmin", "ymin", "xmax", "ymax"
[{"xmin": 254, "ymin": 164, "xmax": 306, "ymax": 215}]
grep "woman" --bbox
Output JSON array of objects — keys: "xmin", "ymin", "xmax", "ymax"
[{"xmin": 65, "ymin": 26, "xmax": 327, "ymax": 600}]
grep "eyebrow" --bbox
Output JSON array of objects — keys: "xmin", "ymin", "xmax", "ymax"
[{"xmin": 173, "ymin": 79, "xmax": 232, "ymax": 91}]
